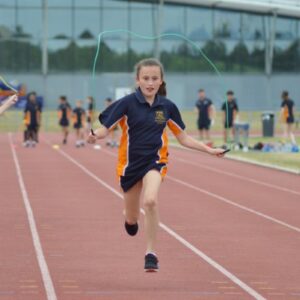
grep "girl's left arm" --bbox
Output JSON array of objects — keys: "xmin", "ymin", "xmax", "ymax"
[{"xmin": 175, "ymin": 131, "xmax": 225, "ymax": 157}]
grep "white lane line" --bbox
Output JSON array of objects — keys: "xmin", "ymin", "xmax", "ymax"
[
  {"xmin": 100, "ymin": 148, "xmax": 300, "ymax": 234},
  {"xmin": 51, "ymin": 145, "xmax": 266, "ymax": 300},
  {"xmin": 168, "ymin": 175, "xmax": 300, "ymax": 234},
  {"xmin": 172, "ymin": 155, "xmax": 300, "ymax": 197},
  {"xmin": 169, "ymin": 142, "xmax": 300, "ymax": 175},
  {"xmin": 8, "ymin": 134, "xmax": 57, "ymax": 300}
]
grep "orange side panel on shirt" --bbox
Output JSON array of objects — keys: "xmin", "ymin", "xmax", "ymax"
[
  {"xmin": 284, "ymin": 106, "xmax": 289, "ymax": 121},
  {"xmin": 24, "ymin": 112, "xmax": 30, "ymax": 126},
  {"xmin": 117, "ymin": 116, "xmax": 129, "ymax": 177},
  {"xmin": 160, "ymin": 165, "xmax": 167, "ymax": 178},
  {"xmin": 167, "ymin": 119, "xmax": 182, "ymax": 136},
  {"xmin": 157, "ymin": 128, "xmax": 168, "ymax": 164}
]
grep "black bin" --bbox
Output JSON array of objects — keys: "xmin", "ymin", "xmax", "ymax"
[{"xmin": 261, "ymin": 112, "xmax": 275, "ymax": 137}]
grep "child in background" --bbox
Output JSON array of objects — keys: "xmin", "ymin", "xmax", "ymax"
[
  {"xmin": 58, "ymin": 96, "xmax": 72, "ymax": 144},
  {"xmin": 86, "ymin": 96, "xmax": 95, "ymax": 132},
  {"xmin": 221, "ymin": 90, "xmax": 239, "ymax": 144},
  {"xmin": 24, "ymin": 92, "xmax": 41, "ymax": 147},
  {"xmin": 72, "ymin": 100, "xmax": 86, "ymax": 148},
  {"xmin": 280, "ymin": 90, "xmax": 296, "ymax": 145}
]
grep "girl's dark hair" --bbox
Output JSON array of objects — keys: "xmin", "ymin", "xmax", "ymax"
[{"xmin": 135, "ymin": 58, "xmax": 167, "ymax": 96}]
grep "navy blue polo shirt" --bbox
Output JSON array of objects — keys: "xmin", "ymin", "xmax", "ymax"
[
  {"xmin": 99, "ymin": 88, "xmax": 185, "ymax": 178},
  {"xmin": 24, "ymin": 101, "xmax": 41, "ymax": 126},
  {"xmin": 195, "ymin": 98, "xmax": 212, "ymax": 123},
  {"xmin": 221, "ymin": 100, "xmax": 239, "ymax": 123}
]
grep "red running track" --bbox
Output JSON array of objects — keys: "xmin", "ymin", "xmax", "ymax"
[{"xmin": 1, "ymin": 132, "xmax": 300, "ymax": 300}]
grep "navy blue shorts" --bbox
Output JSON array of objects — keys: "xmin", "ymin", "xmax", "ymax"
[
  {"xmin": 198, "ymin": 120, "xmax": 211, "ymax": 130},
  {"xmin": 59, "ymin": 119, "xmax": 69, "ymax": 127},
  {"xmin": 120, "ymin": 162, "xmax": 167, "ymax": 192},
  {"xmin": 74, "ymin": 123, "xmax": 83, "ymax": 129},
  {"xmin": 287, "ymin": 116, "xmax": 294, "ymax": 124}
]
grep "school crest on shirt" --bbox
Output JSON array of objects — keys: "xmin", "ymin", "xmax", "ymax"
[{"xmin": 155, "ymin": 110, "xmax": 166, "ymax": 124}]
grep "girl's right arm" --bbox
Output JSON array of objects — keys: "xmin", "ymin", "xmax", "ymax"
[{"xmin": 87, "ymin": 126, "xmax": 109, "ymax": 144}]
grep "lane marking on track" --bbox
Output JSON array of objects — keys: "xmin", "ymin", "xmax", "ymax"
[
  {"xmin": 50, "ymin": 144, "xmax": 266, "ymax": 300},
  {"xmin": 167, "ymin": 175, "xmax": 300, "ymax": 234},
  {"xmin": 172, "ymin": 156, "xmax": 300, "ymax": 197},
  {"xmin": 9, "ymin": 134, "xmax": 57, "ymax": 300},
  {"xmin": 101, "ymin": 148, "xmax": 300, "ymax": 234},
  {"xmin": 169, "ymin": 142, "xmax": 300, "ymax": 175}
]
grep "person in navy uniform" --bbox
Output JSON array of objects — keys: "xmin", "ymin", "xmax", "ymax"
[
  {"xmin": 221, "ymin": 90, "xmax": 239, "ymax": 143},
  {"xmin": 86, "ymin": 96, "xmax": 95, "ymax": 132},
  {"xmin": 280, "ymin": 90, "xmax": 296, "ymax": 145},
  {"xmin": 87, "ymin": 58, "xmax": 226, "ymax": 272},
  {"xmin": 194, "ymin": 89, "xmax": 215, "ymax": 141},
  {"xmin": 72, "ymin": 100, "xmax": 86, "ymax": 147},
  {"xmin": 58, "ymin": 96, "xmax": 72, "ymax": 144},
  {"xmin": 23, "ymin": 92, "xmax": 41, "ymax": 147}
]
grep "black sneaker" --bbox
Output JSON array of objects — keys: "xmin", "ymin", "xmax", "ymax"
[
  {"xmin": 144, "ymin": 253, "xmax": 159, "ymax": 272},
  {"xmin": 124, "ymin": 221, "xmax": 138, "ymax": 236}
]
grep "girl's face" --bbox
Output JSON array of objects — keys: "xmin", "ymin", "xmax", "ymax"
[{"xmin": 136, "ymin": 66, "xmax": 162, "ymax": 101}]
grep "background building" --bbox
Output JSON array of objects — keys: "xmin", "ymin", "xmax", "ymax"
[{"xmin": 0, "ymin": 0, "xmax": 300, "ymax": 110}]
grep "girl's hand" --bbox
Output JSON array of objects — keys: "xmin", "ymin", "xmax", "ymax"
[
  {"xmin": 87, "ymin": 132, "xmax": 97, "ymax": 144},
  {"xmin": 7, "ymin": 94, "xmax": 18, "ymax": 106},
  {"xmin": 209, "ymin": 148, "xmax": 228, "ymax": 157}
]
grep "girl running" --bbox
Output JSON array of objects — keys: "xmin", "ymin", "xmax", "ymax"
[
  {"xmin": 58, "ymin": 96, "xmax": 72, "ymax": 144},
  {"xmin": 87, "ymin": 58, "xmax": 226, "ymax": 272},
  {"xmin": 72, "ymin": 100, "xmax": 86, "ymax": 147},
  {"xmin": 0, "ymin": 94, "xmax": 18, "ymax": 115}
]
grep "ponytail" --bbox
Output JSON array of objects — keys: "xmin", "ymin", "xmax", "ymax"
[{"xmin": 158, "ymin": 81, "xmax": 167, "ymax": 96}]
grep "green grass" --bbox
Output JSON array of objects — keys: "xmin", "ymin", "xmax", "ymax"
[{"xmin": 1, "ymin": 109, "xmax": 299, "ymax": 172}]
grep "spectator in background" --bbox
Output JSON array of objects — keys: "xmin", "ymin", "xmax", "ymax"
[
  {"xmin": 58, "ymin": 96, "xmax": 72, "ymax": 144},
  {"xmin": 0, "ymin": 94, "xmax": 18, "ymax": 115},
  {"xmin": 23, "ymin": 92, "xmax": 41, "ymax": 147},
  {"xmin": 104, "ymin": 97, "xmax": 119, "ymax": 148},
  {"xmin": 72, "ymin": 100, "xmax": 86, "ymax": 148},
  {"xmin": 194, "ymin": 89, "xmax": 215, "ymax": 142},
  {"xmin": 280, "ymin": 90, "xmax": 296, "ymax": 145},
  {"xmin": 221, "ymin": 90, "xmax": 239, "ymax": 144},
  {"xmin": 86, "ymin": 96, "xmax": 95, "ymax": 132}
]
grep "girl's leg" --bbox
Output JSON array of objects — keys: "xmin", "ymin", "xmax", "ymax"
[
  {"xmin": 287, "ymin": 123, "xmax": 296, "ymax": 144},
  {"xmin": 75, "ymin": 129, "xmax": 80, "ymax": 147},
  {"xmin": 142, "ymin": 170, "xmax": 162, "ymax": 254},
  {"xmin": 123, "ymin": 180, "xmax": 142, "ymax": 225},
  {"xmin": 282, "ymin": 123, "xmax": 288, "ymax": 142},
  {"xmin": 63, "ymin": 127, "xmax": 69, "ymax": 143}
]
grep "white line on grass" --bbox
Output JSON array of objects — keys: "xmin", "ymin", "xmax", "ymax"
[
  {"xmin": 8, "ymin": 134, "xmax": 57, "ymax": 300},
  {"xmin": 51, "ymin": 144, "xmax": 266, "ymax": 300},
  {"xmin": 101, "ymin": 148, "xmax": 300, "ymax": 234},
  {"xmin": 173, "ymin": 156, "xmax": 300, "ymax": 197}
]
